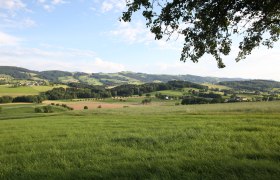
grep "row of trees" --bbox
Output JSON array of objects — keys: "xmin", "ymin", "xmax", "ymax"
[
  {"xmin": 44, "ymin": 87, "xmax": 111, "ymax": 100},
  {"xmin": 111, "ymin": 81, "xmax": 207, "ymax": 97},
  {"xmin": 0, "ymin": 95, "xmax": 43, "ymax": 104},
  {"xmin": 155, "ymin": 91, "xmax": 224, "ymax": 105},
  {"xmin": 219, "ymin": 80, "xmax": 280, "ymax": 91}
]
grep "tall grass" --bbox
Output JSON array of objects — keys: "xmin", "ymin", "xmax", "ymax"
[{"xmin": 0, "ymin": 101, "xmax": 280, "ymax": 179}]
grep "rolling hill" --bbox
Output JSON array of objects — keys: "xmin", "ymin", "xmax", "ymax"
[
  {"xmin": 0, "ymin": 66, "xmax": 249, "ymax": 87},
  {"xmin": 219, "ymin": 80, "xmax": 280, "ymax": 91}
]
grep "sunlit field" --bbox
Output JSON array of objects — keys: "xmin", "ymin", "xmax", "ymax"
[
  {"xmin": 0, "ymin": 85, "xmax": 67, "ymax": 97},
  {"xmin": 0, "ymin": 101, "xmax": 280, "ymax": 179}
]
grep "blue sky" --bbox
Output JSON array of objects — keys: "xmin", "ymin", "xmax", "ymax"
[{"xmin": 0, "ymin": 0, "xmax": 279, "ymax": 81}]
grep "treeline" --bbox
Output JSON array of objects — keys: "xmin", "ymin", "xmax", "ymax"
[
  {"xmin": 219, "ymin": 80, "xmax": 280, "ymax": 91},
  {"xmin": 43, "ymin": 87, "xmax": 111, "ymax": 100},
  {"xmin": 110, "ymin": 81, "xmax": 207, "ymax": 97},
  {"xmin": 181, "ymin": 92, "xmax": 223, "ymax": 105},
  {"xmin": 0, "ymin": 95, "xmax": 44, "ymax": 104}
]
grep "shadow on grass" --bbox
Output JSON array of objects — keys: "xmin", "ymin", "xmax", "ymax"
[{"xmin": 3, "ymin": 159, "xmax": 280, "ymax": 180}]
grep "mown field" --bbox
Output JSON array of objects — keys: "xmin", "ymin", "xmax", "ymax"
[
  {"xmin": 0, "ymin": 85, "xmax": 67, "ymax": 97},
  {"xmin": 0, "ymin": 101, "xmax": 280, "ymax": 179}
]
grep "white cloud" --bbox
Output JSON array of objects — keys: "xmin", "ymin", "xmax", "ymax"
[
  {"xmin": 0, "ymin": 41, "xmax": 279, "ymax": 81},
  {"xmin": 20, "ymin": 18, "xmax": 36, "ymax": 28},
  {"xmin": 43, "ymin": 4, "xmax": 52, "ymax": 11},
  {"xmin": 37, "ymin": 0, "xmax": 66, "ymax": 11},
  {"xmin": 92, "ymin": 0, "xmax": 125, "ymax": 13},
  {"xmin": 0, "ymin": 31, "xmax": 21, "ymax": 45},
  {"xmin": 110, "ymin": 21, "xmax": 152, "ymax": 44},
  {"xmin": 0, "ymin": 0, "xmax": 26, "ymax": 10},
  {"xmin": 92, "ymin": 58, "xmax": 125, "ymax": 72},
  {"xmin": 52, "ymin": 0, "xmax": 65, "ymax": 5},
  {"xmin": 0, "ymin": 45, "xmax": 125, "ymax": 73},
  {"xmin": 109, "ymin": 21, "xmax": 183, "ymax": 51},
  {"xmin": 120, "ymin": 40, "xmax": 280, "ymax": 81},
  {"xmin": 0, "ymin": 1, "xmax": 35, "ymax": 30},
  {"xmin": 0, "ymin": 17, "xmax": 36, "ymax": 29},
  {"xmin": 101, "ymin": 1, "xmax": 114, "ymax": 12}
]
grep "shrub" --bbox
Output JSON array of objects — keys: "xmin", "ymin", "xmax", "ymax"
[
  {"xmin": 34, "ymin": 107, "xmax": 43, "ymax": 113},
  {"xmin": 51, "ymin": 103, "xmax": 55, "ymax": 105},
  {"xmin": 0, "ymin": 96, "xmax": 13, "ymax": 104},
  {"xmin": 66, "ymin": 106, "xmax": 73, "ymax": 110},
  {"xmin": 84, "ymin": 106, "xmax": 88, "ymax": 110},
  {"xmin": 181, "ymin": 96, "xmax": 211, "ymax": 105},
  {"xmin": 97, "ymin": 105, "xmax": 102, "ymax": 108},
  {"xmin": 142, "ymin": 99, "xmax": 151, "ymax": 104},
  {"xmin": 42, "ymin": 106, "xmax": 54, "ymax": 113},
  {"xmin": 56, "ymin": 103, "xmax": 60, "ymax": 106},
  {"xmin": 175, "ymin": 102, "xmax": 180, "ymax": 106},
  {"xmin": 0, "ymin": 106, "xmax": 2, "ymax": 113}
]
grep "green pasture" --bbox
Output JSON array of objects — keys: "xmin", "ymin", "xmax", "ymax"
[
  {"xmin": 0, "ymin": 85, "xmax": 67, "ymax": 97},
  {"xmin": 78, "ymin": 76, "xmax": 103, "ymax": 86},
  {"xmin": 0, "ymin": 101, "xmax": 280, "ymax": 179},
  {"xmin": 101, "ymin": 97, "xmax": 157, "ymax": 103},
  {"xmin": 0, "ymin": 103, "xmax": 67, "ymax": 120},
  {"xmin": 152, "ymin": 90, "xmax": 184, "ymax": 96},
  {"xmin": 58, "ymin": 76, "xmax": 79, "ymax": 83},
  {"xmin": 202, "ymin": 83, "xmax": 231, "ymax": 90}
]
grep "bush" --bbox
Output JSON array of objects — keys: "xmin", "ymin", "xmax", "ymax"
[
  {"xmin": 142, "ymin": 99, "xmax": 151, "ymax": 104},
  {"xmin": 56, "ymin": 103, "xmax": 60, "ymax": 106},
  {"xmin": 181, "ymin": 96, "xmax": 211, "ymax": 105},
  {"xmin": 84, "ymin": 106, "xmax": 88, "ymax": 110},
  {"xmin": 34, "ymin": 107, "xmax": 43, "ymax": 113},
  {"xmin": 51, "ymin": 103, "xmax": 55, "ymax": 105},
  {"xmin": 34, "ymin": 106, "xmax": 54, "ymax": 113},
  {"xmin": 97, "ymin": 105, "xmax": 102, "ymax": 108},
  {"xmin": 66, "ymin": 106, "xmax": 73, "ymax": 110},
  {"xmin": 42, "ymin": 105, "xmax": 54, "ymax": 113},
  {"xmin": 0, "ymin": 96, "xmax": 13, "ymax": 104},
  {"xmin": 0, "ymin": 106, "xmax": 2, "ymax": 113}
]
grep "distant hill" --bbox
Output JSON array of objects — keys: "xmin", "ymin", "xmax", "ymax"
[
  {"xmin": 118, "ymin": 72, "xmax": 245, "ymax": 84},
  {"xmin": 39, "ymin": 71, "xmax": 73, "ymax": 82},
  {"xmin": 0, "ymin": 66, "xmax": 259, "ymax": 87},
  {"xmin": 219, "ymin": 80, "xmax": 280, "ymax": 91},
  {"xmin": 0, "ymin": 66, "xmax": 38, "ymax": 79}
]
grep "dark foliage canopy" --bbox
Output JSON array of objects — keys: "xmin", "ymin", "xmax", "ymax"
[{"xmin": 122, "ymin": 0, "xmax": 280, "ymax": 68}]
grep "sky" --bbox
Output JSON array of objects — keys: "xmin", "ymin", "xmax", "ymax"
[{"xmin": 0, "ymin": 0, "xmax": 279, "ymax": 81}]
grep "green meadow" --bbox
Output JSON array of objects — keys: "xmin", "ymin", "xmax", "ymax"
[
  {"xmin": 0, "ymin": 101, "xmax": 280, "ymax": 179},
  {"xmin": 0, "ymin": 85, "xmax": 67, "ymax": 97}
]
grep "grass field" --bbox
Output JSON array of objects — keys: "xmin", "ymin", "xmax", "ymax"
[
  {"xmin": 202, "ymin": 83, "xmax": 231, "ymax": 90},
  {"xmin": 152, "ymin": 90, "xmax": 184, "ymax": 96},
  {"xmin": 78, "ymin": 76, "xmax": 103, "ymax": 86},
  {"xmin": 0, "ymin": 101, "xmax": 280, "ymax": 179},
  {"xmin": 58, "ymin": 76, "xmax": 79, "ymax": 83},
  {"xmin": 0, "ymin": 85, "xmax": 67, "ymax": 97}
]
